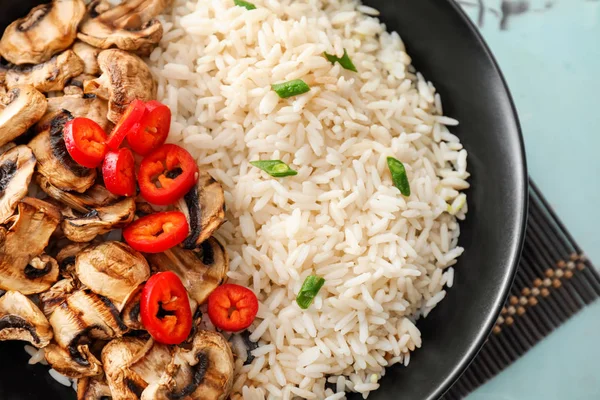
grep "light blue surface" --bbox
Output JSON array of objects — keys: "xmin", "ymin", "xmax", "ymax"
[{"xmin": 456, "ymin": 1, "xmax": 600, "ymax": 399}]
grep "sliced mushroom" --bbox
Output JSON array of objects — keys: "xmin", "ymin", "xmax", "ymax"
[
  {"xmin": 84, "ymin": 49, "xmax": 156, "ymax": 123},
  {"xmin": 0, "ymin": 290, "xmax": 53, "ymax": 348},
  {"xmin": 102, "ymin": 337, "xmax": 173, "ymax": 400},
  {"xmin": 36, "ymin": 94, "xmax": 109, "ymax": 133},
  {"xmin": 29, "ymin": 110, "xmax": 97, "ymax": 192},
  {"xmin": 120, "ymin": 284, "xmax": 144, "ymax": 331},
  {"xmin": 63, "ymin": 74, "xmax": 100, "ymax": 97},
  {"xmin": 45, "ymin": 342, "xmax": 103, "ymax": 378},
  {"xmin": 0, "ymin": 198, "xmax": 61, "ymax": 294},
  {"xmin": 141, "ymin": 330, "xmax": 234, "ymax": 400},
  {"xmin": 177, "ymin": 170, "xmax": 226, "ymax": 249},
  {"xmin": 77, "ymin": 0, "xmax": 170, "ymax": 56},
  {"xmin": 76, "ymin": 241, "xmax": 150, "ymax": 308},
  {"xmin": 5, "ymin": 50, "xmax": 85, "ymax": 93},
  {"xmin": 0, "ymin": 145, "xmax": 36, "ymax": 224},
  {"xmin": 0, "ymin": 0, "xmax": 87, "ymax": 65},
  {"xmin": 72, "ymin": 41, "xmax": 101, "ymax": 76},
  {"xmin": 39, "ymin": 277, "xmax": 78, "ymax": 317},
  {"xmin": 37, "ymin": 175, "xmax": 119, "ymax": 214},
  {"xmin": 0, "ymin": 85, "xmax": 47, "ymax": 148},
  {"xmin": 78, "ymin": 374, "xmax": 113, "ymax": 400},
  {"xmin": 146, "ymin": 237, "xmax": 228, "ymax": 304},
  {"xmin": 62, "ymin": 197, "xmax": 136, "ymax": 242},
  {"xmin": 56, "ymin": 242, "xmax": 92, "ymax": 279}
]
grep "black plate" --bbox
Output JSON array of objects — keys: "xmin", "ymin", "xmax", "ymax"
[{"xmin": 0, "ymin": 0, "xmax": 527, "ymax": 399}]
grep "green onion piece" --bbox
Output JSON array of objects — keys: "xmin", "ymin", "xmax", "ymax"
[
  {"xmin": 296, "ymin": 275, "xmax": 325, "ymax": 309},
  {"xmin": 271, "ymin": 79, "xmax": 310, "ymax": 98},
  {"xmin": 250, "ymin": 160, "xmax": 298, "ymax": 177},
  {"xmin": 386, "ymin": 157, "xmax": 411, "ymax": 196},
  {"xmin": 324, "ymin": 49, "xmax": 357, "ymax": 72},
  {"xmin": 234, "ymin": 0, "xmax": 256, "ymax": 9}
]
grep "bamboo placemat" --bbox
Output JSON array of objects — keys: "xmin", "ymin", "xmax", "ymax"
[{"xmin": 443, "ymin": 180, "xmax": 600, "ymax": 399}]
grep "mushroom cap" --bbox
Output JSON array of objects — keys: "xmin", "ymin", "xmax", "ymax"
[
  {"xmin": 77, "ymin": 374, "xmax": 113, "ymax": 400},
  {"xmin": 146, "ymin": 237, "xmax": 229, "ymax": 304},
  {"xmin": 0, "ymin": 85, "xmax": 47, "ymax": 148},
  {"xmin": 37, "ymin": 175, "xmax": 119, "ymax": 214},
  {"xmin": 0, "ymin": 290, "xmax": 53, "ymax": 348},
  {"xmin": 45, "ymin": 342, "xmax": 103, "ymax": 378},
  {"xmin": 29, "ymin": 110, "xmax": 97, "ymax": 193},
  {"xmin": 72, "ymin": 41, "xmax": 101, "ymax": 76},
  {"xmin": 84, "ymin": 49, "xmax": 156, "ymax": 123},
  {"xmin": 36, "ymin": 93, "xmax": 111, "ymax": 133},
  {"xmin": 5, "ymin": 50, "xmax": 85, "ymax": 93},
  {"xmin": 0, "ymin": 145, "xmax": 36, "ymax": 224},
  {"xmin": 0, "ymin": 198, "xmax": 61, "ymax": 294},
  {"xmin": 0, "ymin": 0, "xmax": 87, "ymax": 65},
  {"xmin": 75, "ymin": 241, "xmax": 150, "ymax": 308}
]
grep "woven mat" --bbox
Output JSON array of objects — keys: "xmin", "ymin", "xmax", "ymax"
[{"xmin": 443, "ymin": 180, "xmax": 600, "ymax": 399}]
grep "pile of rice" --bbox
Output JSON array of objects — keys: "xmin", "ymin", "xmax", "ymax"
[{"xmin": 150, "ymin": 0, "xmax": 469, "ymax": 398}]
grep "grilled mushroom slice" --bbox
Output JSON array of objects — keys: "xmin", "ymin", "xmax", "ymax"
[
  {"xmin": 0, "ymin": 198, "xmax": 61, "ymax": 294},
  {"xmin": 0, "ymin": 145, "xmax": 36, "ymax": 224},
  {"xmin": 62, "ymin": 197, "xmax": 136, "ymax": 243},
  {"xmin": 39, "ymin": 277, "xmax": 78, "ymax": 317},
  {"xmin": 78, "ymin": 374, "xmax": 113, "ymax": 400},
  {"xmin": 72, "ymin": 41, "xmax": 101, "ymax": 76},
  {"xmin": 147, "ymin": 237, "xmax": 228, "ymax": 304},
  {"xmin": 76, "ymin": 242, "xmax": 150, "ymax": 308},
  {"xmin": 0, "ymin": 0, "xmax": 86, "ymax": 65},
  {"xmin": 102, "ymin": 337, "xmax": 173, "ymax": 400},
  {"xmin": 0, "ymin": 290, "xmax": 53, "ymax": 348},
  {"xmin": 120, "ymin": 284, "xmax": 144, "ymax": 331},
  {"xmin": 0, "ymin": 85, "xmax": 47, "ymax": 148},
  {"xmin": 77, "ymin": 0, "xmax": 170, "ymax": 56},
  {"xmin": 45, "ymin": 342, "xmax": 103, "ymax": 378},
  {"xmin": 36, "ymin": 94, "xmax": 110, "ymax": 133},
  {"xmin": 37, "ymin": 175, "xmax": 118, "ymax": 214},
  {"xmin": 177, "ymin": 170, "xmax": 226, "ymax": 249},
  {"xmin": 141, "ymin": 330, "xmax": 234, "ymax": 400},
  {"xmin": 84, "ymin": 49, "xmax": 156, "ymax": 123},
  {"xmin": 5, "ymin": 50, "xmax": 85, "ymax": 93},
  {"xmin": 29, "ymin": 110, "xmax": 97, "ymax": 193}
]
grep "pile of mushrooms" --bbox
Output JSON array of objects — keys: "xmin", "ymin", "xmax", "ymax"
[{"xmin": 0, "ymin": 1, "xmax": 235, "ymax": 399}]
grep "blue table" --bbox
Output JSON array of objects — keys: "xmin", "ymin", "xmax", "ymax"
[{"xmin": 456, "ymin": 1, "xmax": 600, "ymax": 399}]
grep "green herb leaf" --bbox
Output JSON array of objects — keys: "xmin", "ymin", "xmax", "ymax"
[
  {"xmin": 250, "ymin": 160, "xmax": 298, "ymax": 178},
  {"xmin": 296, "ymin": 275, "xmax": 325, "ymax": 309},
  {"xmin": 271, "ymin": 79, "xmax": 310, "ymax": 98},
  {"xmin": 386, "ymin": 157, "xmax": 411, "ymax": 196},
  {"xmin": 234, "ymin": 0, "xmax": 256, "ymax": 9},
  {"xmin": 324, "ymin": 49, "xmax": 357, "ymax": 72}
]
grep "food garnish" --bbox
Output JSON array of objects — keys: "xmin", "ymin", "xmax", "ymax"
[
  {"xmin": 123, "ymin": 211, "xmax": 190, "ymax": 253},
  {"xmin": 63, "ymin": 117, "xmax": 108, "ymax": 168},
  {"xmin": 296, "ymin": 275, "xmax": 325, "ymax": 309},
  {"xmin": 207, "ymin": 284, "xmax": 259, "ymax": 332},
  {"xmin": 386, "ymin": 156, "xmax": 411, "ymax": 196},
  {"xmin": 250, "ymin": 160, "xmax": 298, "ymax": 177},
  {"xmin": 105, "ymin": 99, "xmax": 146, "ymax": 150},
  {"xmin": 127, "ymin": 100, "xmax": 171, "ymax": 155},
  {"xmin": 140, "ymin": 271, "xmax": 193, "ymax": 345},
  {"xmin": 271, "ymin": 79, "xmax": 310, "ymax": 98},
  {"xmin": 234, "ymin": 0, "xmax": 256, "ymax": 10},
  {"xmin": 137, "ymin": 144, "xmax": 199, "ymax": 205},
  {"xmin": 324, "ymin": 49, "xmax": 358, "ymax": 72},
  {"xmin": 102, "ymin": 148, "xmax": 136, "ymax": 197}
]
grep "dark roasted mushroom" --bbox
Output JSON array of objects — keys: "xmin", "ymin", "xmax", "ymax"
[
  {"xmin": 39, "ymin": 277, "xmax": 78, "ymax": 317},
  {"xmin": 78, "ymin": 374, "xmax": 113, "ymax": 400},
  {"xmin": 0, "ymin": 0, "xmax": 87, "ymax": 65},
  {"xmin": 141, "ymin": 330, "xmax": 234, "ymax": 400},
  {"xmin": 146, "ymin": 237, "xmax": 229, "ymax": 304},
  {"xmin": 0, "ymin": 290, "xmax": 53, "ymax": 348},
  {"xmin": 37, "ymin": 175, "xmax": 119, "ymax": 214},
  {"xmin": 177, "ymin": 169, "xmax": 226, "ymax": 249},
  {"xmin": 56, "ymin": 241, "xmax": 92, "ymax": 279},
  {"xmin": 36, "ymin": 93, "xmax": 111, "ymax": 133},
  {"xmin": 0, "ymin": 85, "xmax": 47, "ymax": 148},
  {"xmin": 45, "ymin": 342, "xmax": 103, "ymax": 378},
  {"xmin": 29, "ymin": 110, "xmax": 97, "ymax": 193},
  {"xmin": 76, "ymin": 241, "xmax": 150, "ymax": 309},
  {"xmin": 5, "ymin": 50, "xmax": 85, "ymax": 93},
  {"xmin": 0, "ymin": 145, "xmax": 36, "ymax": 224},
  {"xmin": 62, "ymin": 197, "xmax": 136, "ymax": 243},
  {"xmin": 0, "ymin": 198, "xmax": 60, "ymax": 294},
  {"xmin": 77, "ymin": 0, "xmax": 172, "ymax": 56},
  {"xmin": 120, "ymin": 283, "xmax": 143, "ymax": 331},
  {"xmin": 83, "ymin": 49, "xmax": 156, "ymax": 123}
]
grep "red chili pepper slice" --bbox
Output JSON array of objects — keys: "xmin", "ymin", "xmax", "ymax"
[
  {"xmin": 63, "ymin": 117, "xmax": 107, "ymax": 168},
  {"xmin": 106, "ymin": 99, "xmax": 146, "ymax": 150},
  {"xmin": 127, "ymin": 101, "xmax": 171, "ymax": 156},
  {"xmin": 137, "ymin": 144, "xmax": 198, "ymax": 206},
  {"xmin": 102, "ymin": 148, "xmax": 136, "ymax": 197},
  {"xmin": 207, "ymin": 284, "xmax": 259, "ymax": 332},
  {"xmin": 140, "ymin": 271, "xmax": 192, "ymax": 345},
  {"xmin": 123, "ymin": 211, "xmax": 189, "ymax": 253}
]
